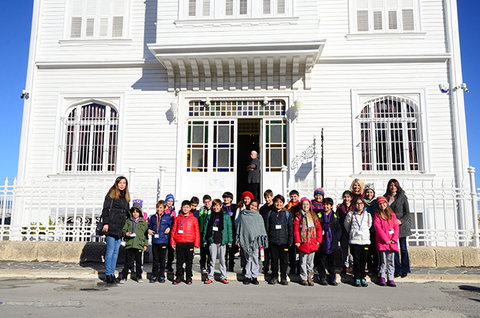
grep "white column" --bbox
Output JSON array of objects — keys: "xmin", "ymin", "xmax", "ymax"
[
  {"xmin": 158, "ymin": 166, "xmax": 166, "ymax": 201},
  {"xmin": 281, "ymin": 165, "xmax": 288, "ymax": 198},
  {"xmin": 468, "ymin": 167, "xmax": 479, "ymax": 247}
]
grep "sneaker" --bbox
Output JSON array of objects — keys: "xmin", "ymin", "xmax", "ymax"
[
  {"xmin": 269, "ymin": 277, "xmax": 278, "ymax": 285},
  {"xmin": 355, "ymin": 279, "xmax": 361, "ymax": 287},
  {"xmin": 136, "ymin": 278, "xmax": 144, "ymax": 284},
  {"xmin": 113, "ymin": 275, "xmax": 121, "ymax": 283},
  {"xmin": 106, "ymin": 275, "xmax": 116, "ymax": 284},
  {"xmin": 401, "ymin": 273, "xmax": 408, "ymax": 278},
  {"xmin": 387, "ymin": 280, "xmax": 396, "ymax": 287},
  {"xmin": 221, "ymin": 279, "xmax": 229, "ymax": 284},
  {"xmin": 361, "ymin": 279, "xmax": 368, "ymax": 287},
  {"xmin": 173, "ymin": 279, "xmax": 182, "ymax": 285},
  {"xmin": 201, "ymin": 266, "xmax": 206, "ymax": 272},
  {"xmin": 117, "ymin": 275, "xmax": 126, "ymax": 284},
  {"xmin": 378, "ymin": 277, "xmax": 386, "ymax": 286},
  {"xmin": 149, "ymin": 277, "xmax": 157, "ymax": 283},
  {"xmin": 328, "ymin": 281, "xmax": 338, "ymax": 286},
  {"xmin": 158, "ymin": 277, "xmax": 165, "ymax": 283},
  {"xmin": 186, "ymin": 280, "xmax": 192, "ymax": 285},
  {"xmin": 251, "ymin": 278, "xmax": 259, "ymax": 285},
  {"xmin": 279, "ymin": 279, "xmax": 289, "ymax": 285},
  {"xmin": 204, "ymin": 279, "xmax": 213, "ymax": 284},
  {"xmin": 319, "ymin": 278, "xmax": 328, "ymax": 286},
  {"xmin": 243, "ymin": 278, "xmax": 251, "ymax": 285},
  {"xmin": 394, "ymin": 273, "xmax": 401, "ymax": 278}
]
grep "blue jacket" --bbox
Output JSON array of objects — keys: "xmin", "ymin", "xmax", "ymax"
[{"xmin": 148, "ymin": 213, "xmax": 173, "ymax": 245}]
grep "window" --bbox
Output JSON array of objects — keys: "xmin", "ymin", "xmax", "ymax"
[
  {"xmin": 69, "ymin": 0, "xmax": 126, "ymax": 39},
  {"xmin": 181, "ymin": 0, "xmax": 292, "ymax": 19},
  {"xmin": 264, "ymin": 120, "xmax": 287, "ymax": 172},
  {"xmin": 354, "ymin": 0, "xmax": 416, "ymax": 33},
  {"xmin": 63, "ymin": 103, "xmax": 118, "ymax": 173},
  {"xmin": 187, "ymin": 121, "xmax": 208, "ymax": 172},
  {"xmin": 359, "ymin": 96, "xmax": 422, "ymax": 172},
  {"xmin": 213, "ymin": 121, "xmax": 235, "ymax": 172},
  {"xmin": 188, "ymin": 100, "xmax": 286, "ymax": 117}
]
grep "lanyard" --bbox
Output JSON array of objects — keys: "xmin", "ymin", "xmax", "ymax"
[
  {"xmin": 156, "ymin": 214, "xmax": 161, "ymax": 233},
  {"xmin": 385, "ymin": 216, "xmax": 392, "ymax": 229},
  {"xmin": 132, "ymin": 218, "xmax": 139, "ymax": 232},
  {"xmin": 223, "ymin": 204, "xmax": 232, "ymax": 216},
  {"xmin": 276, "ymin": 211, "xmax": 281, "ymax": 224},
  {"xmin": 354, "ymin": 212, "xmax": 365, "ymax": 230},
  {"xmin": 180, "ymin": 215, "xmax": 190, "ymax": 228}
]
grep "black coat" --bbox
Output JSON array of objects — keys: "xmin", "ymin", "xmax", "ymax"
[
  {"xmin": 101, "ymin": 191, "xmax": 129, "ymax": 240},
  {"xmin": 389, "ymin": 191, "xmax": 412, "ymax": 238},
  {"xmin": 317, "ymin": 211, "xmax": 342, "ymax": 253},
  {"xmin": 266, "ymin": 209, "xmax": 293, "ymax": 245}
]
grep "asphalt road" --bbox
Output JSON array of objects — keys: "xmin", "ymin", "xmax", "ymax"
[{"xmin": 0, "ymin": 279, "xmax": 479, "ymax": 317}]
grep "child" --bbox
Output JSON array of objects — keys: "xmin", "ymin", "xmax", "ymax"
[
  {"xmin": 364, "ymin": 183, "xmax": 378, "ymax": 275},
  {"xmin": 344, "ymin": 197, "xmax": 372, "ymax": 287},
  {"xmin": 147, "ymin": 200, "xmax": 173, "ymax": 283},
  {"xmin": 259, "ymin": 189, "xmax": 274, "ymax": 273},
  {"xmin": 118, "ymin": 204, "xmax": 148, "ymax": 283},
  {"xmin": 171, "ymin": 200, "xmax": 200, "ymax": 285},
  {"xmin": 165, "ymin": 193, "xmax": 176, "ymax": 272},
  {"xmin": 311, "ymin": 188, "xmax": 325, "ymax": 213},
  {"xmin": 266, "ymin": 194, "xmax": 293, "ymax": 285},
  {"xmin": 285, "ymin": 190, "xmax": 300, "ymax": 274},
  {"xmin": 336, "ymin": 190, "xmax": 354, "ymax": 274},
  {"xmin": 204, "ymin": 199, "xmax": 233, "ymax": 284},
  {"xmin": 350, "ymin": 178, "xmax": 365, "ymax": 200},
  {"xmin": 316, "ymin": 197, "xmax": 342, "ymax": 286},
  {"xmin": 198, "ymin": 194, "xmax": 212, "ymax": 271},
  {"xmin": 294, "ymin": 198, "xmax": 322, "ymax": 286},
  {"xmin": 236, "ymin": 199, "xmax": 268, "ymax": 285},
  {"xmin": 222, "ymin": 191, "xmax": 237, "ymax": 272},
  {"xmin": 190, "ymin": 196, "xmax": 200, "ymax": 221},
  {"xmin": 235, "ymin": 191, "xmax": 254, "ymax": 271},
  {"xmin": 374, "ymin": 196, "xmax": 399, "ymax": 287}
]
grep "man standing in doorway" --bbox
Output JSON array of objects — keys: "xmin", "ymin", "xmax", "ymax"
[{"xmin": 247, "ymin": 150, "xmax": 260, "ymax": 201}]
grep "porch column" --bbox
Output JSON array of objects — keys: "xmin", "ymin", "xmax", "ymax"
[
  {"xmin": 468, "ymin": 167, "xmax": 479, "ymax": 247},
  {"xmin": 281, "ymin": 165, "xmax": 288, "ymax": 198}
]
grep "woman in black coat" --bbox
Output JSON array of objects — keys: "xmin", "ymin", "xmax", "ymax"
[
  {"xmin": 385, "ymin": 179, "xmax": 412, "ymax": 278},
  {"xmin": 101, "ymin": 176, "xmax": 130, "ymax": 283}
]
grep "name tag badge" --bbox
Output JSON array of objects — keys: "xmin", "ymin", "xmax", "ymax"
[
  {"xmin": 129, "ymin": 233, "xmax": 136, "ymax": 238},
  {"xmin": 299, "ymin": 224, "xmax": 303, "ymax": 228},
  {"xmin": 275, "ymin": 224, "xmax": 282, "ymax": 230},
  {"xmin": 178, "ymin": 229, "xmax": 184, "ymax": 234},
  {"xmin": 322, "ymin": 230, "xmax": 325, "ymax": 236},
  {"xmin": 355, "ymin": 231, "xmax": 363, "ymax": 237},
  {"xmin": 389, "ymin": 230, "xmax": 394, "ymax": 235},
  {"xmin": 154, "ymin": 234, "xmax": 159, "ymax": 239},
  {"xmin": 212, "ymin": 226, "xmax": 219, "ymax": 232}
]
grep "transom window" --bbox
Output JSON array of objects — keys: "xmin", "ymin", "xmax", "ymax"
[
  {"xmin": 354, "ymin": 0, "xmax": 416, "ymax": 33},
  {"xmin": 69, "ymin": 0, "xmax": 126, "ymax": 39},
  {"xmin": 188, "ymin": 100, "xmax": 285, "ymax": 117},
  {"xmin": 181, "ymin": 0, "xmax": 292, "ymax": 19},
  {"xmin": 63, "ymin": 103, "xmax": 118, "ymax": 173},
  {"xmin": 359, "ymin": 96, "xmax": 421, "ymax": 172}
]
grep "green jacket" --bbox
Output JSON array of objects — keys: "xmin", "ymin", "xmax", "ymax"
[
  {"xmin": 203, "ymin": 211, "xmax": 233, "ymax": 245},
  {"xmin": 122, "ymin": 218, "xmax": 148, "ymax": 250},
  {"xmin": 198, "ymin": 207, "xmax": 211, "ymax": 234}
]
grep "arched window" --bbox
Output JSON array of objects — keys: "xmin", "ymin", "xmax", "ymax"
[
  {"xmin": 359, "ymin": 96, "xmax": 421, "ymax": 172},
  {"xmin": 63, "ymin": 103, "xmax": 118, "ymax": 173}
]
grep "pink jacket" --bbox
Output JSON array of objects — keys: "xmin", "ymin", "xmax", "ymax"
[{"xmin": 373, "ymin": 213, "xmax": 400, "ymax": 252}]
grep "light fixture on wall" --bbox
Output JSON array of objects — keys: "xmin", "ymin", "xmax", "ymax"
[
  {"xmin": 205, "ymin": 97, "xmax": 210, "ymax": 106},
  {"xmin": 294, "ymin": 99, "xmax": 302, "ymax": 120},
  {"xmin": 170, "ymin": 100, "xmax": 178, "ymax": 123},
  {"xmin": 263, "ymin": 96, "xmax": 270, "ymax": 105},
  {"xmin": 454, "ymin": 83, "xmax": 469, "ymax": 93}
]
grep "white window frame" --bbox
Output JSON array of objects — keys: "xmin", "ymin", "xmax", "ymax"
[
  {"xmin": 351, "ymin": 89, "xmax": 430, "ymax": 175},
  {"xmin": 349, "ymin": 0, "xmax": 421, "ymax": 34},
  {"xmin": 64, "ymin": 0, "xmax": 130, "ymax": 40},
  {"xmin": 178, "ymin": 0, "xmax": 293, "ymax": 20}
]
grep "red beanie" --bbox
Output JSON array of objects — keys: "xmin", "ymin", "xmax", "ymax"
[{"xmin": 241, "ymin": 191, "xmax": 254, "ymax": 201}]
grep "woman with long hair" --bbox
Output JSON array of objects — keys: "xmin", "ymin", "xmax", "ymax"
[
  {"xmin": 384, "ymin": 179, "xmax": 412, "ymax": 278},
  {"xmin": 101, "ymin": 176, "xmax": 131, "ymax": 284}
]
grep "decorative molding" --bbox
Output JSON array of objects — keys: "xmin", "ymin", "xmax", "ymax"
[{"xmin": 174, "ymin": 17, "xmax": 299, "ymax": 28}]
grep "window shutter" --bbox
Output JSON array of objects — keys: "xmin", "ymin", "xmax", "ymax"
[
  {"xmin": 373, "ymin": 11, "xmax": 383, "ymax": 30},
  {"xmin": 71, "ymin": 17, "xmax": 82, "ymax": 38},
  {"xmin": 203, "ymin": 0, "xmax": 210, "ymax": 16},
  {"xmin": 100, "ymin": 17, "xmax": 108, "ymax": 36},
  {"xmin": 263, "ymin": 0, "xmax": 270, "ymax": 14},
  {"xmin": 226, "ymin": 0, "xmax": 233, "ymax": 15},
  {"xmin": 402, "ymin": 9, "xmax": 414, "ymax": 30},
  {"xmin": 86, "ymin": 18, "xmax": 95, "ymax": 36},
  {"xmin": 357, "ymin": 10, "xmax": 369, "ymax": 32},
  {"xmin": 240, "ymin": 0, "xmax": 248, "ymax": 15},
  {"xmin": 277, "ymin": 0, "xmax": 285, "ymax": 14},
  {"xmin": 388, "ymin": 11, "xmax": 397, "ymax": 29},
  {"xmin": 112, "ymin": 16, "xmax": 123, "ymax": 37},
  {"xmin": 189, "ymin": 0, "xmax": 196, "ymax": 16}
]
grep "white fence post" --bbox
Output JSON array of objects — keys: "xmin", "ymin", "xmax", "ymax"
[
  {"xmin": 468, "ymin": 167, "xmax": 479, "ymax": 247},
  {"xmin": 281, "ymin": 165, "xmax": 288, "ymax": 198}
]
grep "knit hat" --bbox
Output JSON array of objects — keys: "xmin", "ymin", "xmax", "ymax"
[
  {"xmin": 132, "ymin": 198, "xmax": 143, "ymax": 207},
  {"xmin": 300, "ymin": 197, "xmax": 312, "ymax": 206},
  {"xmin": 314, "ymin": 188, "xmax": 325, "ymax": 198},
  {"xmin": 165, "ymin": 194, "xmax": 175, "ymax": 206},
  {"xmin": 377, "ymin": 196, "xmax": 388, "ymax": 205},
  {"xmin": 364, "ymin": 183, "xmax": 375, "ymax": 195},
  {"xmin": 241, "ymin": 191, "xmax": 254, "ymax": 201}
]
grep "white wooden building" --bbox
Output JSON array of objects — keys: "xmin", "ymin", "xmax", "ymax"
[{"xmin": 10, "ymin": 0, "xmax": 477, "ymax": 245}]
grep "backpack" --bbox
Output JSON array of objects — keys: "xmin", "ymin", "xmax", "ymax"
[{"xmin": 268, "ymin": 210, "xmax": 290, "ymax": 223}]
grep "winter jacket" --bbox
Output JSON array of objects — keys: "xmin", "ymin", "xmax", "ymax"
[
  {"xmin": 148, "ymin": 213, "xmax": 173, "ymax": 245},
  {"xmin": 165, "ymin": 206, "xmax": 176, "ymax": 219},
  {"xmin": 374, "ymin": 213, "xmax": 400, "ymax": 252},
  {"xmin": 389, "ymin": 191, "xmax": 412, "ymax": 238},
  {"xmin": 365, "ymin": 198, "xmax": 378, "ymax": 232},
  {"xmin": 293, "ymin": 214, "xmax": 322, "ymax": 254},
  {"xmin": 170, "ymin": 213, "xmax": 200, "ymax": 248},
  {"xmin": 203, "ymin": 211, "xmax": 233, "ymax": 245},
  {"xmin": 101, "ymin": 191, "xmax": 129, "ymax": 240},
  {"xmin": 344, "ymin": 210, "xmax": 372, "ymax": 245},
  {"xmin": 336, "ymin": 203, "xmax": 353, "ymax": 242},
  {"xmin": 317, "ymin": 211, "xmax": 343, "ymax": 254},
  {"xmin": 198, "ymin": 207, "xmax": 211, "ymax": 234},
  {"xmin": 259, "ymin": 203, "xmax": 274, "ymax": 227},
  {"xmin": 122, "ymin": 217, "xmax": 148, "ymax": 250},
  {"xmin": 266, "ymin": 209, "xmax": 293, "ymax": 245}
]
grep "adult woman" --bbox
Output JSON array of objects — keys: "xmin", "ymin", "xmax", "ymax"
[
  {"xmin": 384, "ymin": 179, "xmax": 411, "ymax": 278},
  {"xmin": 101, "ymin": 176, "xmax": 131, "ymax": 284}
]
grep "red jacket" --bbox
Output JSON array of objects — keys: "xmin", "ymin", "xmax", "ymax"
[
  {"xmin": 294, "ymin": 214, "xmax": 323, "ymax": 254},
  {"xmin": 170, "ymin": 213, "xmax": 200, "ymax": 248}
]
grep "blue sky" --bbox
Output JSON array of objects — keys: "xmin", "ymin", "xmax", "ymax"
[{"xmin": 0, "ymin": 1, "xmax": 479, "ymax": 186}]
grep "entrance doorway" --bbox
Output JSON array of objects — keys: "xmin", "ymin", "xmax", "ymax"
[{"xmin": 236, "ymin": 119, "xmax": 260, "ymax": 202}]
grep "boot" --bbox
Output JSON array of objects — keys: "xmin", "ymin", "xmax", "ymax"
[{"xmin": 307, "ymin": 272, "xmax": 314, "ymax": 286}]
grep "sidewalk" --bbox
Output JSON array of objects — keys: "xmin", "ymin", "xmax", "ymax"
[{"xmin": 0, "ymin": 258, "xmax": 479, "ymax": 283}]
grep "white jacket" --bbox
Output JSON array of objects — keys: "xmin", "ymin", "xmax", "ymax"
[{"xmin": 344, "ymin": 210, "xmax": 372, "ymax": 245}]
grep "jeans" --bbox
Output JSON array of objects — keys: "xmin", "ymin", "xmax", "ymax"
[
  {"xmin": 394, "ymin": 237, "xmax": 411, "ymax": 274},
  {"xmin": 105, "ymin": 236, "xmax": 122, "ymax": 276}
]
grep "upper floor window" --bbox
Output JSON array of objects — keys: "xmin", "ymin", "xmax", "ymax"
[
  {"xmin": 181, "ymin": 0, "xmax": 292, "ymax": 20},
  {"xmin": 359, "ymin": 96, "xmax": 422, "ymax": 172},
  {"xmin": 62, "ymin": 103, "xmax": 118, "ymax": 173},
  {"xmin": 69, "ymin": 0, "xmax": 126, "ymax": 39},
  {"xmin": 353, "ymin": 0, "xmax": 417, "ymax": 33}
]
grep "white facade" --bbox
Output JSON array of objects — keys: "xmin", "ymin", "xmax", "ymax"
[{"xmin": 13, "ymin": 0, "xmax": 474, "ymax": 244}]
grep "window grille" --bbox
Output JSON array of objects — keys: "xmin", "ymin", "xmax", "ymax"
[
  {"xmin": 354, "ymin": 0, "xmax": 416, "ymax": 33},
  {"xmin": 213, "ymin": 121, "xmax": 235, "ymax": 172},
  {"xmin": 264, "ymin": 120, "xmax": 287, "ymax": 172},
  {"xmin": 187, "ymin": 121, "xmax": 208, "ymax": 172},
  {"xmin": 188, "ymin": 100, "xmax": 285, "ymax": 117}
]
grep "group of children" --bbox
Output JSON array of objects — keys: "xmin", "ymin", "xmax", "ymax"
[{"xmin": 115, "ymin": 178, "xmax": 400, "ymax": 287}]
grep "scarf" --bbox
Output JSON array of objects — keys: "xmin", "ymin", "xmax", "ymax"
[
  {"xmin": 286, "ymin": 200, "xmax": 299, "ymax": 210},
  {"xmin": 311, "ymin": 199, "xmax": 323, "ymax": 210},
  {"xmin": 324, "ymin": 212, "xmax": 333, "ymax": 254},
  {"xmin": 237, "ymin": 209, "xmax": 268, "ymax": 256},
  {"xmin": 300, "ymin": 210, "xmax": 316, "ymax": 243},
  {"xmin": 205, "ymin": 210, "xmax": 224, "ymax": 241}
]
